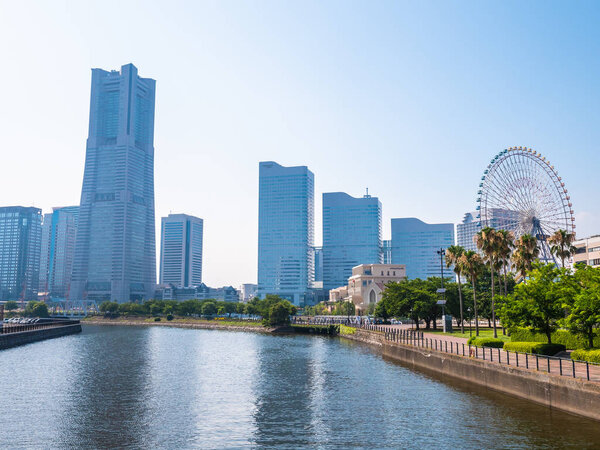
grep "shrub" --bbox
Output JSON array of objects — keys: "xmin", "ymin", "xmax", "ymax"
[
  {"xmin": 468, "ymin": 337, "xmax": 505, "ymax": 348},
  {"xmin": 571, "ymin": 349, "xmax": 600, "ymax": 363},
  {"xmin": 339, "ymin": 324, "xmax": 356, "ymax": 335},
  {"xmin": 509, "ymin": 327, "xmax": 600, "ymax": 349},
  {"xmin": 154, "ymin": 317, "xmax": 161, "ymax": 322},
  {"xmin": 166, "ymin": 314, "xmax": 174, "ymax": 321},
  {"xmin": 503, "ymin": 342, "xmax": 566, "ymax": 356}
]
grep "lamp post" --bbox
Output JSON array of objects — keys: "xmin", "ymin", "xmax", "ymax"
[
  {"xmin": 436, "ymin": 248, "xmax": 447, "ymax": 331},
  {"xmin": 467, "ymin": 307, "xmax": 472, "ymax": 338}
]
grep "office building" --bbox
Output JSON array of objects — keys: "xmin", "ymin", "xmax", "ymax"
[
  {"xmin": 39, "ymin": 206, "xmax": 79, "ymax": 299},
  {"xmin": 258, "ymin": 161, "xmax": 314, "ymax": 306},
  {"xmin": 322, "ymin": 192, "xmax": 382, "ymax": 292},
  {"xmin": 457, "ymin": 209, "xmax": 521, "ymax": 253},
  {"xmin": 156, "ymin": 283, "xmax": 240, "ymax": 302},
  {"xmin": 239, "ymin": 283, "xmax": 258, "ymax": 302},
  {"xmin": 382, "ymin": 240, "xmax": 392, "ymax": 264},
  {"xmin": 573, "ymin": 236, "xmax": 600, "ymax": 268},
  {"xmin": 0, "ymin": 207, "xmax": 42, "ymax": 301},
  {"xmin": 391, "ymin": 218, "xmax": 454, "ymax": 280},
  {"xmin": 328, "ymin": 263, "xmax": 406, "ymax": 314},
  {"xmin": 159, "ymin": 214, "xmax": 203, "ymax": 287},
  {"xmin": 71, "ymin": 64, "xmax": 157, "ymax": 302}
]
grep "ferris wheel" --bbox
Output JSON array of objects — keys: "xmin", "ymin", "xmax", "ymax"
[{"xmin": 476, "ymin": 146, "xmax": 575, "ymax": 262}]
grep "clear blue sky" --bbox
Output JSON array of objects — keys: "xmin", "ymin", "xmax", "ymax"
[{"xmin": 0, "ymin": 1, "xmax": 598, "ymax": 286}]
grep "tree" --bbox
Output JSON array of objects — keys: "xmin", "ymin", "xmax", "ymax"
[
  {"xmin": 376, "ymin": 280, "xmax": 436, "ymax": 330},
  {"xmin": 475, "ymin": 227, "xmax": 500, "ymax": 338},
  {"xmin": 512, "ymin": 234, "xmax": 539, "ymax": 280},
  {"xmin": 563, "ymin": 265, "xmax": 600, "ymax": 348},
  {"xmin": 236, "ymin": 302, "xmax": 246, "ymax": 315},
  {"xmin": 5, "ymin": 300, "xmax": 18, "ymax": 311},
  {"xmin": 99, "ymin": 301, "xmax": 119, "ymax": 314},
  {"xmin": 497, "ymin": 263, "xmax": 566, "ymax": 344},
  {"xmin": 268, "ymin": 301, "xmax": 294, "ymax": 326},
  {"xmin": 459, "ymin": 250, "xmax": 484, "ymax": 336},
  {"xmin": 496, "ymin": 229, "xmax": 515, "ymax": 295},
  {"xmin": 24, "ymin": 301, "xmax": 49, "ymax": 318},
  {"xmin": 445, "ymin": 245, "xmax": 466, "ymax": 333},
  {"xmin": 549, "ymin": 229, "xmax": 577, "ymax": 268},
  {"xmin": 201, "ymin": 301, "xmax": 217, "ymax": 316},
  {"xmin": 333, "ymin": 301, "xmax": 355, "ymax": 317}
]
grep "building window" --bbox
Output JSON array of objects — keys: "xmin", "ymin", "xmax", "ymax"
[{"xmin": 369, "ymin": 290, "xmax": 376, "ymax": 304}]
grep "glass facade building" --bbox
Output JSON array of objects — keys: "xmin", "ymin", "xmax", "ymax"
[
  {"xmin": 258, "ymin": 161, "xmax": 314, "ymax": 306},
  {"xmin": 322, "ymin": 192, "xmax": 382, "ymax": 291},
  {"xmin": 457, "ymin": 209, "xmax": 521, "ymax": 254},
  {"xmin": 391, "ymin": 218, "xmax": 454, "ymax": 280},
  {"xmin": 159, "ymin": 214, "xmax": 203, "ymax": 287},
  {"xmin": 39, "ymin": 206, "xmax": 79, "ymax": 299},
  {"xmin": 71, "ymin": 64, "xmax": 157, "ymax": 302},
  {"xmin": 0, "ymin": 206, "xmax": 42, "ymax": 301}
]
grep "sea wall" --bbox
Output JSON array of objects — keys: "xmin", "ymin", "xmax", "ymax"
[
  {"xmin": 342, "ymin": 329, "xmax": 600, "ymax": 421},
  {"xmin": 0, "ymin": 324, "xmax": 82, "ymax": 350}
]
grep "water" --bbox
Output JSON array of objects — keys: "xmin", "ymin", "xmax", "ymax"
[{"xmin": 1, "ymin": 325, "xmax": 599, "ymax": 449}]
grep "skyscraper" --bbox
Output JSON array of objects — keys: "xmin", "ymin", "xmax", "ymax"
[
  {"xmin": 258, "ymin": 161, "xmax": 314, "ymax": 306},
  {"xmin": 322, "ymin": 192, "xmax": 382, "ymax": 291},
  {"xmin": 71, "ymin": 64, "xmax": 156, "ymax": 303},
  {"xmin": 159, "ymin": 214, "xmax": 203, "ymax": 287},
  {"xmin": 457, "ymin": 209, "xmax": 521, "ymax": 253},
  {"xmin": 391, "ymin": 218, "xmax": 454, "ymax": 280},
  {"xmin": 0, "ymin": 206, "xmax": 42, "ymax": 301},
  {"xmin": 39, "ymin": 206, "xmax": 79, "ymax": 299}
]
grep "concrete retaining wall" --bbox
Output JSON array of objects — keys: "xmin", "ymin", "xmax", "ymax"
[
  {"xmin": 0, "ymin": 324, "xmax": 82, "ymax": 350},
  {"xmin": 342, "ymin": 328, "xmax": 600, "ymax": 421}
]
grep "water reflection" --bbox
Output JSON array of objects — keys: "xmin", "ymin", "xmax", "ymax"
[{"xmin": 0, "ymin": 325, "xmax": 599, "ymax": 449}]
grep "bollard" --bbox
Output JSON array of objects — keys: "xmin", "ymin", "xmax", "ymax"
[
  {"xmin": 525, "ymin": 353, "xmax": 528, "ymax": 369},
  {"xmin": 572, "ymin": 360, "xmax": 576, "ymax": 378},
  {"xmin": 507, "ymin": 351, "xmax": 510, "ymax": 365},
  {"xmin": 536, "ymin": 355, "xmax": 539, "ymax": 371},
  {"xmin": 462, "ymin": 343, "xmax": 465, "ymax": 356},
  {"xmin": 547, "ymin": 357, "xmax": 550, "ymax": 373}
]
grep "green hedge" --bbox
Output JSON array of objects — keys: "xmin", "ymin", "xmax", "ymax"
[
  {"xmin": 571, "ymin": 349, "xmax": 600, "ymax": 363},
  {"xmin": 503, "ymin": 342, "xmax": 566, "ymax": 356},
  {"xmin": 467, "ymin": 337, "xmax": 505, "ymax": 348},
  {"xmin": 509, "ymin": 327, "xmax": 600, "ymax": 350}
]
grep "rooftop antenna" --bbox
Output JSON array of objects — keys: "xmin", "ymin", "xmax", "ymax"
[{"xmin": 364, "ymin": 187, "xmax": 371, "ymax": 198}]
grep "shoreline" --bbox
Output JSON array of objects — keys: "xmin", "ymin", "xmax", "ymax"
[{"xmin": 83, "ymin": 317, "xmax": 275, "ymax": 334}]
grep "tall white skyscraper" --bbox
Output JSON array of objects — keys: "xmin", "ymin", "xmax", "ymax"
[
  {"xmin": 159, "ymin": 214, "xmax": 203, "ymax": 287},
  {"xmin": 71, "ymin": 64, "xmax": 157, "ymax": 302}
]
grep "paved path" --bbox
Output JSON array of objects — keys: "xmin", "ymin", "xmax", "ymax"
[{"xmin": 375, "ymin": 326, "xmax": 600, "ymax": 383}]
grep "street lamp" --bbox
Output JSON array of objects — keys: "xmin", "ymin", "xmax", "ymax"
[
  {"xmin": 467, "ymin": 307, "xmax": 472, "ymax": 338},
  {"xmin": 436, "ymin": 248, "xmax": 447, "ymax": 331}
]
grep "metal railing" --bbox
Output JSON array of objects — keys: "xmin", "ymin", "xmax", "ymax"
[
  {"xmin": 374, "ymin": 326, "xmax": 599, "ymax": 383},
  {"xmin": 1, "ymin": 319, "xmax": 80, "ymax": 335}
]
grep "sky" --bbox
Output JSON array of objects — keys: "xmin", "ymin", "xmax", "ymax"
[{"xmin": 0, "ymin": 0, "xmax": 599, "ymax": 287}]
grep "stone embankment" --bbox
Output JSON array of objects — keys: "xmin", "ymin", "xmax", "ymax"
[
  {"xmin": 341, "ymin": 328, "xmax": 600, "ymax": 422},
  {"xmin": 84, "ymin": 317, "xmax": 274, "ymax": 334},
  {"xmin": 0, "ymin": 323, "xmax": 82, "ymax": 350}
]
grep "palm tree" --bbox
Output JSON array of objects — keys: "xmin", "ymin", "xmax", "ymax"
[
  {"xmin": 475, "ymin": 227, "xmax": 500, "ymax": 338},
  {"xmin": 496, "ymin": 229, "xmax": 515, "ymax": 295},
  {"xmin": 512, "ymin": 234, "xmax": 539, "ymax": 280},
  {"xmin": 548, "ymin": 229, "xmax": 576, "ymax": 268},
  {"xmin": 445, "ymin": 245, "xmax": 466, "ymax": 333},
  {"xmin": 459, "ymin": 250, "xmax": 484, "ymax": 336}
]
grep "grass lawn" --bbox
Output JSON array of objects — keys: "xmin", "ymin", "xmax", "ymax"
[{"xmin": 425, "ymin": 327, "xmax": 510, "ymax": 341}]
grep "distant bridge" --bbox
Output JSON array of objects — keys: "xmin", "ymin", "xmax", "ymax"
[{"xmin": 48, "ymin": 300, "xmax": 99, "ymax": 318}]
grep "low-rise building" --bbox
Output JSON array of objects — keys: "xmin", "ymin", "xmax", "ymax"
[
  {"xmin": 328, "ymin": 264, "xmax": 406, "ymax": 314},
  {"xmin": 573, "ymin": 236, "xmax": 600, "ymax": 268},
  {"xmin": 155, "ymin": 284, "xmax": 240, "ymax": 302}
]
